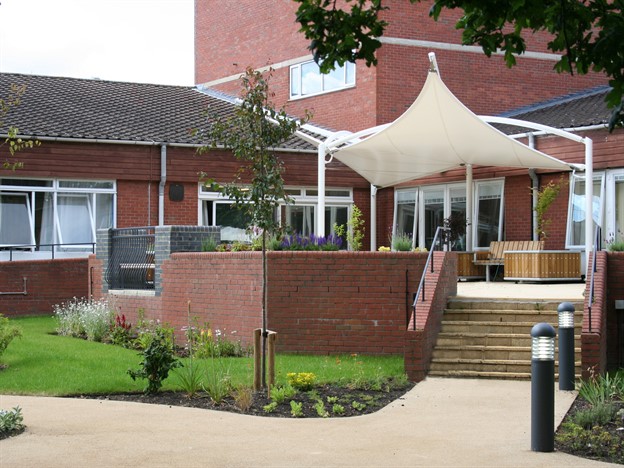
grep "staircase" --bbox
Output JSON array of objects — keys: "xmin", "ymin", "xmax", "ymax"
[{"xmin": 429, "ymin": 298, "xmax": 583, "ymax": 379}]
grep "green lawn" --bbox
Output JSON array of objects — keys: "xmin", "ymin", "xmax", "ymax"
[{"xmin": 0, "ymin": 316, "xmax": 405, "ymax": 396}]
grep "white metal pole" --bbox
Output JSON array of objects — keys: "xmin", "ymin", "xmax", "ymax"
[
  {"xmin": 584, "ymin": 137, "xmax": 594, "ymax": 273},
  {"xmin": 370, "ymin": 184, "xmax": 377, "ymax": 251},
  {"xmin": 466, "ymin": 164, "xmax": 473, "ymax": 251},
  {"xmin": 317, "ymin": 143, "xmax": 326, "ymax": 237}
]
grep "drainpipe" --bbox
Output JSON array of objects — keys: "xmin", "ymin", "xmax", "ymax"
[{"xmin": 159, "ymin": 144, "xmax": 167, "ymax": 226}]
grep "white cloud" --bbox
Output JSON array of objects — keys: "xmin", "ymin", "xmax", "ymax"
[{"xmin": 0, "ymin": 0, "xmax": 194, "ymax": 85}]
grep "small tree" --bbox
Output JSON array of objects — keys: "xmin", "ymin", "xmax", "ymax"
[
  {"xmin": 533, "ymin": 176, "xmax": 567, "ymax": 240},
  {"xmin": 198, "ymin": 67, "xmax": 309, "ymax": 388},
  {"xmin": 1, "ymin": 84, "xmax": 40, "ymax": 169}
]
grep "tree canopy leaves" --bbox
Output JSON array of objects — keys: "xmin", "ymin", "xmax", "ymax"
[{"xmin": 294, "ymin": 0, "xmax": 623, "ymax": 129}]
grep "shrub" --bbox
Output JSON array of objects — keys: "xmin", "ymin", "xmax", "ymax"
[
  {"xmin": 128, "ymin": 328, "xmax": 181, "ymax": 394},
  {"xmin": 175, "ymin": 359, "xmax": 204, "ymax": 398},
  {"xmin": 571, "ymin": 403, "xmax": 618, "ymax": 429},
  {"xmin": 279, "ymin": 233, "xmax": 343, "ymax": 251},
  {"xmin": 134, "ymin": 319, "xmax": 175, "ymax": 351},
  {"xmin": 233, "ymin": 386, "xmax": 254, "ymax": 412},
  {"xmin": 578, "ymin": 370, "xmax": 624, "ymax": 406},
  {"xmin": 108, "ymin": 314, "xmax": 134, "ymax": 348},
  {"xmin": 287, "ymin": 372, "xmax": 316, "ymax": 391},
  {"xmin": 0, "ymin": 315, "xmax": 22, "ymax": 360},
  {"xmin": 201, "ymin": 236, "xmax": 218, "ymax": 252},
  {"xmin": 0, "ymin": 406, "xmax": 24, "ymax": 439},
  {"xmin": 185, "ymin": 323, "xmax": 247, "ymax": 358},
  {"xmin": 391, "ymin": 233, "xmax": 413, "ymax": 251},
  {"xmin": 290, "ymin": 400, "xmax": 304, "ymax": 417},
  {"xmin": 270, "ymin": 384, "xmax": 297, "ymax": 404},
  {"xmin": 54, "ymin": 298, "xmax": 113, "ymax": 342}
]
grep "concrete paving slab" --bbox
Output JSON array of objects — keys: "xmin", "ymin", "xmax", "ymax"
[{"xmin": 0, "ymin": 378, "xmax": 617, "ymax": 467}]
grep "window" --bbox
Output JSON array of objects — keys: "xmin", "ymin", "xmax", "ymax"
[
  {"xmin": 0, "ymin": 178, "xmax": 116, "ymax": 254},
  {"xmin": 199, "ymin": 186, "xmax": 352, "ymax": 246},
  {"xmin": 290, "ymin": 60, "xmax": 356, "ymax": 99},
  {"xmin": 566, "ymin": 173, "xmax": 604, "ymax": 248},
  {"xmin": 394, "ymin": 189, "xmax": 417, "ymax": 242},
  {"xmin": 474, "ymin": 181, "xmax": 504, "ymax": 249}
]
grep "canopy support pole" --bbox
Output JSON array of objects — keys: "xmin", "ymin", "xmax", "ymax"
[
  {"xmin": 317, "ymin": 143, "xmax": 327, "ymax": 237},
  {"xmin": 465, "ymin": 164, "xmax": 473, "ymax": 252},
  {"xmin": 370, "ymin": 185, "xmax": 378, "ymax": 251},
  {"xmin": 584, "ymin": 137, "xmax": 594, "ymax": 272}
]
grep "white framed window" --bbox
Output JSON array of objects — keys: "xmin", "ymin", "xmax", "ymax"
[
  {"xmin": 473, "ymin": 180, "xmax": 504, "ymax": 249},
  {"xmin": 198, "ymin": 185, "xmax": 353, "ymax": 245},
  {"xmin": 0, "ymin": 178, "xmax": 116, "ymax": 255},
  {"xmin": 566, "ymin": 173, "xmax": 605, "ymax": 249},
  {"xmin": 290, "ymin": 60, "xmax": 356, "ymax": 99}
]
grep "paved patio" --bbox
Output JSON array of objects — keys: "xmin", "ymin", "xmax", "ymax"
[{"xmin": 456, "ymin": 280, "xmax": 586, "ymax": 301}]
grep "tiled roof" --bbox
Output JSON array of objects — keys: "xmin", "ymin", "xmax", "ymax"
[
  {"xmin": 495, "ymin": 86, "xmax": 612, "ymax": 134},
  {"xmin": 0, "ymin": 73, "xmax": 318, "ymax": 152}
]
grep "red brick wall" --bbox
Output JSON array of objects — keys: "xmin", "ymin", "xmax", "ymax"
[
  {"xmin": 582, "ymin": 251, "xmax": 608, "ymax": 377},
  {"xmin": 606, "ymin": 253, "xmax": 624, "ymax": 370},
  {"xmin": 0, "ymin": 259, "xmax": 89, "ymax": 317},
  {"xmin": 102, "ymin": 251, "xmax": 434, "ymax": 355},
  {"xmin": 503, "ymin": 175, "xmax": 534, "ymax": 242}
]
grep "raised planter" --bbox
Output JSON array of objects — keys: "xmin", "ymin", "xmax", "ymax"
[{"xmin": 504, "ymin": 250, "xmax": 582, "ymax": 281}]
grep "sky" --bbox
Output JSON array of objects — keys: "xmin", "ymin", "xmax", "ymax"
[{"xmin": 0, "ymin": 0, "xmax": 195, "ymax": 86}]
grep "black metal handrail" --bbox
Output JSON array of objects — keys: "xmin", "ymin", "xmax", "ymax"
[
  {"xmin": 410, "ymin": 226, "xmax": 449, "ymax": 330},
  {"xmin": 587, "ymin": 224, "xmax": 602, "ymax": 333},
  {"xmin": 0, "ymin": 242, "xmax": 96, "ymax": 261},
  {"xmin": 106, "ymin": 227, "xmax": 156, "ymax": 290}
]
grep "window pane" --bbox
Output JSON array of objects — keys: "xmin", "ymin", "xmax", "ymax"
[
  {"xmin": 301, "ymin": 62, "xmax": 322, "ymax": 95},
  {"xmin": 216, "ymin": 203, "xmax": 251, "ymax": 242},
  {"xmin": 0, "ymin": 178, "xmax": 52, "ymax": 188},
  {"xmin": 476, "ymin": 183, "xmax": 502, "ymax": 248},
  {"xmin": 326, "ymin": 206, "xmax": 348, "ymax": 248},
  {"xmin": 0, "ymin": 193, "xmax": 32, "ymax": 245},
  {"xmin": 569, "ymin": 177, "xmax": 602, "ymax": 246},
  {"xmin": 424, "ymin": 189, "xmax": 444, "ymax": 249},
  {"xmin": 95, "ymin": 194, "xmax": 114, "ymax": 230},
  {"xmin": 396, "ymin": 190, "xmax": 417, "ymax": 239},
  {"xmin": 59, "ymin": 180, "xmax": 114, "ymax": 190},
  {"xmin": 345, "ymin": 62, "xmax": 355, "ymax": 85},
  {"xmin": 285, "ymin": 205, "xmax": 315, "ymax": 236},
  {"xmin": 58, "ymin": 194, "xmax": 92, "ymax": 244},
  {"xmin": 324, "ymin": 66, "xmax": 344, "ymax": 91},
  {"xmin": 290, "ymin": 66, "xmax": 300, "ymax": 97},
  {"xmin": 449, "ymin": 187, "xmax": 466, "ymax": 251},
  {"xmin": 616, "ymin": 178, "xmax": 624, "ymax": 243}
]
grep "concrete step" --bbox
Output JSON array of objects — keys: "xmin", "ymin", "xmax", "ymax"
[
  {"xmin": 442, "ymin": 309, "xmax": 584, "ymax": 325},
  {"xmin": 436, "ymin": 332, "xmax": 581, "ymax": 347},
  {"xmin": 446, "ymin": 299, "xmax": 584, "ymax": 311},
  {"xmin": 429, "ymin": 358, "xmax": 582, "ymax": 375},
  {"xmin": 432, "ymin": 345, "xmax": 582, "ymax": 361},
  {"xmin": 427, "ymin": 370, "xmax": 579, "ymax": 380},
  {"xmin": 440, "ymin": 321, "xmax": 581, "ymax": 334}
]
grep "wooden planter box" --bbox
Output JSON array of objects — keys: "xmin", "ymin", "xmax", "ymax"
[
  {"xmin": 457, "ymin": 252, "xmax": 485, "ymax": 279},
  {"xmin": 504, "ymin": 250, "xmax": 582, "ymax": 281}
]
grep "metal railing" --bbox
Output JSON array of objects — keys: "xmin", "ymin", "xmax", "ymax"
[
  {"xmin": 587, "ymin": 225, "xmax": 602, "ymax": 333},
  {"xmin": 410, "ymin": 226, "xmax": 449, "ymax": 330},
  {"xmin": 0, "ymin": 242, "xmax": 96, "ymax": 261},
  {"xmin": 106, "ymin": 227, "xmax": 155, "ymax": 290}
]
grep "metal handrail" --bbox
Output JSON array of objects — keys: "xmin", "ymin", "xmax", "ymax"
[
  {"xmin": 411, "ymin": 226, "xmax": 449, "ymax": 330},
  {"xmin": 587, "ymin": 225, "xmax": 601, "ymax": 333},
  {"xmin": 0, "ymin": 242, "xmax": 96, "ymax": 261}
]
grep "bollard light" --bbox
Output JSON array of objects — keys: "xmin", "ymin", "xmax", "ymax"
[
  {"xmin": 531, "ymin": 322, "xmax": 556, "ymax": 453},
  {"xmin": 557, "ymin": 302, "xmax": 576, "ymax": 391}
]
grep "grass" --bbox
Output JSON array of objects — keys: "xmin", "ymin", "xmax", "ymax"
[{"xmin": 0, "ymin": 316, "xmax": 406, "ymax": 396}]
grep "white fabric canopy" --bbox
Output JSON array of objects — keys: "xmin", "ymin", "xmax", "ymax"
[{"xmin": 331, "ymin": 70, "xmax": 573, "ymax": 188}]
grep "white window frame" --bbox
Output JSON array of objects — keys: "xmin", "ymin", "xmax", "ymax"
[
  {"xmin": 473, "ymin": 179, "xmax": 505, "ymax": 250},
  {"xmin": 0, "ymin": 177, "xmax": 116, "ymax": 258},
  {"xmin": 566, "ymin": 172, "xmax": 605, "ymax": 249},
  {"xmin": 290, "ymin": 60, "xmax": 356, "ymax": 100},
  {"xmin": 605, "ymin": 170, "xmax": 624, "ymax": 244}
]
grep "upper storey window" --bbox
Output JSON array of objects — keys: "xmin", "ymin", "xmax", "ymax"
[{"xmin": 290, "ymin": 60, "xmax": 355, "ymax": 99}]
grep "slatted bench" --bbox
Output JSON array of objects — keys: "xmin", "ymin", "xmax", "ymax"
[{"xmin": 473, "ymin": 240, "xmax": 544, "ymax": 281}]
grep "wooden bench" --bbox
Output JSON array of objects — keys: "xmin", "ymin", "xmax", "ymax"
[
  {"xmin": 473, "ymin": 240, "xmax": 544, "ymax": 281},
  {"xmin": 504, "ymin": 250, "xmax": 581, "ymax": 281}
]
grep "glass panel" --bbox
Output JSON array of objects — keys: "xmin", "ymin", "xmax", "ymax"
[
  {"xmin": 0, "ymin": 193, "xmax": 32, "ymax": 245},
  {"xmin": 326, "ymin": 206, "xmax": 348, "ymax": 248},
  {"xmin": 345, "ymin": 62, "xmax": 355, "ymax": 85},
  {"xmin": 301, "ymin": 62, "xmax": 322, "ymax": 95},
  {"xmin": 323, "ymin": 66, "xmax": 344, "ymax": 91},
  {"xmin": 306, "ymin": 189, "xmax": 350, "ymax": 197},
  {"xmin": 569, "ymin": 177, "xmax": 602, "ymax": 246},
  {"xmin": 615, "ymin": 178, "xmax": 624, "ymax": 243},
  {"xmin": 449, "ymin": 186, "xmax": 467, "ymax": 251},
  {"xmin": 396, "ymin": 189, "xmax": 417, "ymax": 239},
  {"xmin": 57, "ymin": 194, "xmax": 92, "ymax": 244},
  {"xmin": 285, "ymin": 205, "xmax": 315, "ymax": 236},
  {"xmin": 59, "ymin": 180, "xmax": 114, "ymax": 190},
  {"xmin": 290, "ymin": 66, "xmax": 300, "ymax": 97},
  {"xmin": 216, "ymin": 202, "xmax": 252, "ymax": 242},
  {"xmin": 0, "ymin": 178, "xmax": 52, "ymax": 188},
  {"xmin": 476, "ymin": 183, "xmax": 502, "ymax": 248},
  {"xmin": 424, "ymin": 189, "xmax": 444, "ymax": 249},
  {"xmin": 95, "ymin": 193, "xmax": 114, "ymax": 230}
]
